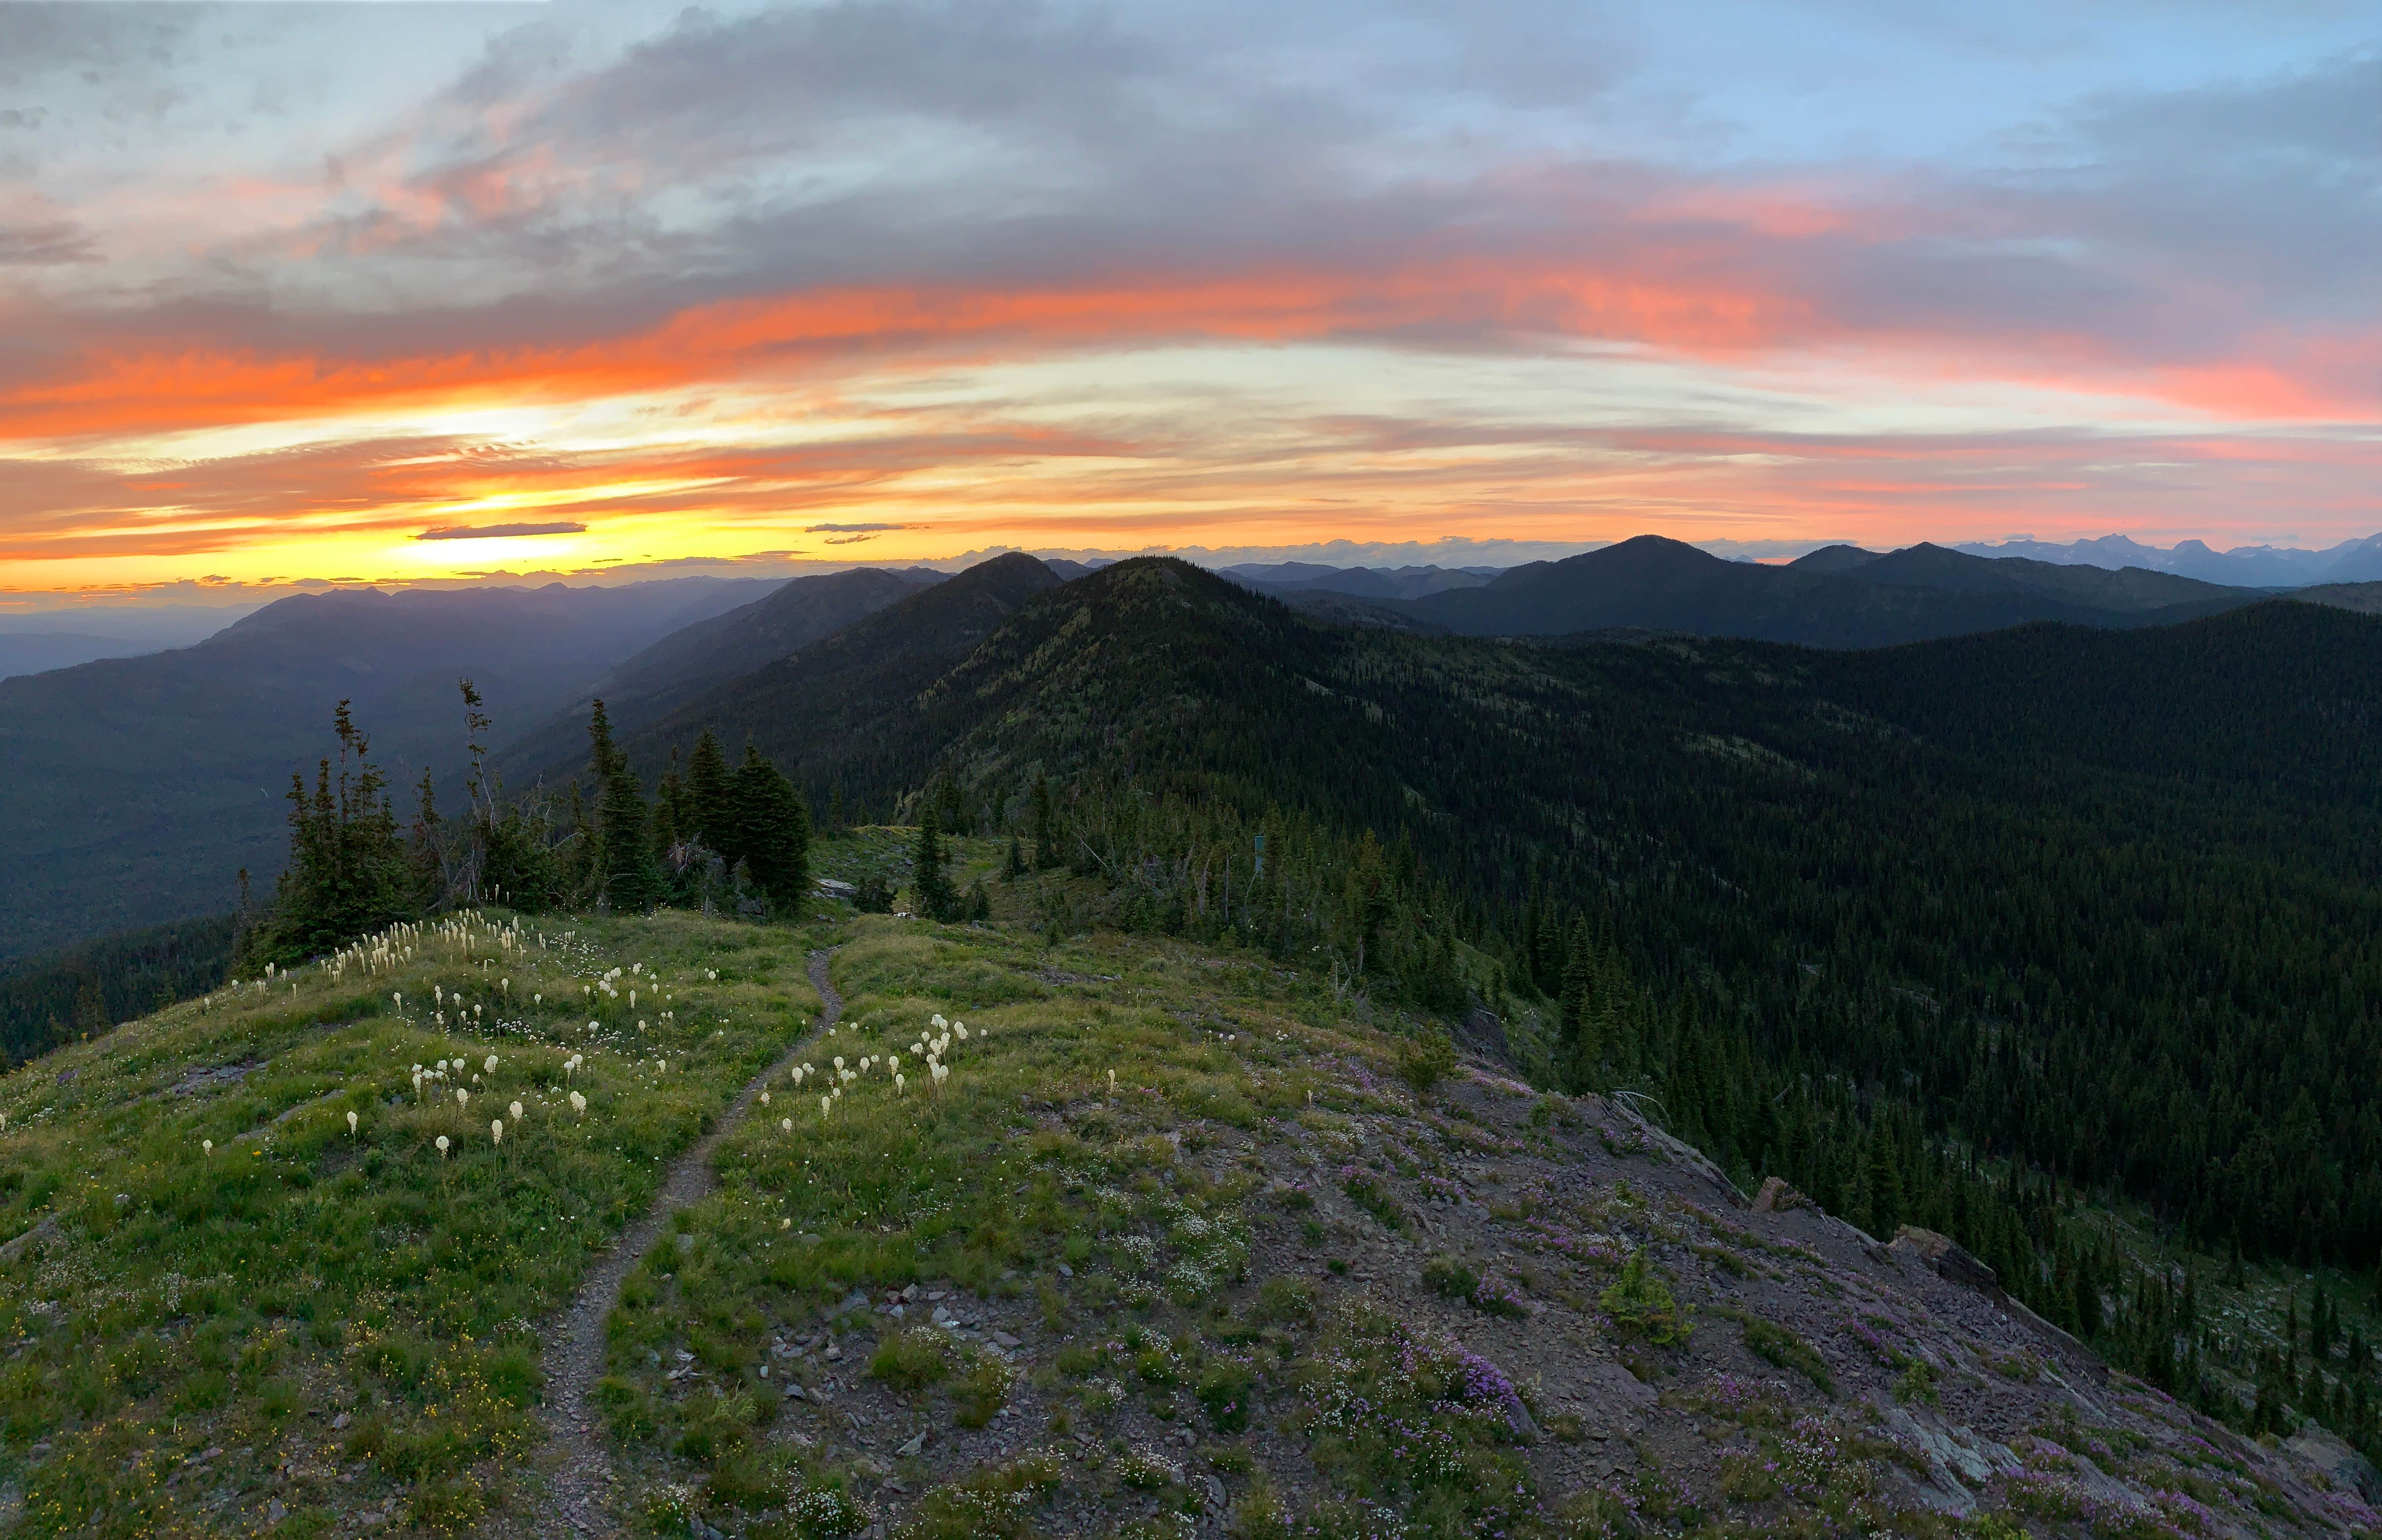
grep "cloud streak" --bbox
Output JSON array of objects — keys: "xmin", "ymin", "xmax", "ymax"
[
  {"xmin": 415, "ymin": 521, "xmax": 587, "ymax": 541},
  {"xmin": 1, "ymin": 2, "xmax": 2372, "ymax": 585}
]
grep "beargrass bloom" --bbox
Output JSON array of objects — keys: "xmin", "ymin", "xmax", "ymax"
[
  {"xmin": 492, "ymin": 1120, "xmax": 503, "ymax": 1145},
  {"xmin": 435, "ymin": 1135, "xmax": 449, "ymax": 1158},
  {"xmin": 509, "ymin": 1101, "xmax": 524, "ymax": 1122},
  {"xmin": 347, "ymin": 1111, "xmax": 359, "ymax": 1137}
]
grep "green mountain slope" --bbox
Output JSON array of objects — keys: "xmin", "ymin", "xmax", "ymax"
[
  {"xmin": 488, "ymin": 568, "xmax": 939, "ymax": 789},
  {"xmin": 2296, "ymin": 580, "xmax": 2382, "ymax": 616},
  {"xmin": 598, "ymin": 554, "xmax": 1063, "ymax": 816},
  {"xmin": 633, "ymin": 558, "xmax": 2382, "ymax": 1271},
  {"xmin": 5, "ymin": 898, "xmax": 2373, "ymax": 1539}
]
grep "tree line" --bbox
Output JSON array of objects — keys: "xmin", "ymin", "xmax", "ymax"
[{"xmin": 234, "ymin": 686, "xmax": 811, "ymax": 969}]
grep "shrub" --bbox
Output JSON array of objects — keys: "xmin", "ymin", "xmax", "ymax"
[
  {"xmin": 1470, "ymin": 1278, "xmax": 1529, "ymax": 1319},
  {"xmin": 1718, "ymin": 1309, "xmax": 1833, "ymax": 1396},
  {"xmin": 1420, "ymin": 1255, "xmax": 1479, "ymax": 1301},
  {"xmin": 1338, "ymin": 1167, "xmax": 1404, "ymax": 1231},
  {"xmin": 1396, "ymin": 1028, "xmax": 1457, "ymax": 1095},
  {"xmin": 954, "ymin": 1358, "xmax": 1012, "ymax": 1428},
  {"xmin": 869, "ymin": 1329, "xmax": 954, "ymax": 1394},
  {"xmin": 890, "ymin": 1452, "xmax": 1059, "ymax": 1540},
  {"xmin": 1600, "ymin": 1251, "xmax": 1691, "ymax": 1346},
  {"xmin": 786, "ymin": 1483, "xmax": 872, "ymax": 1539},
  {"xmin": 1198, "ymin": 1358, "xmax": 1256, "ymax": 1432},
  {"xmin": 1255, "ymin": 1276, "xmax": 1315, "ymax": 1325}
]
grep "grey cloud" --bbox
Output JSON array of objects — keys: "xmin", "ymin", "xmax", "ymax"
[
  {"xmin": 0, "ymin": 4, "xmax": 206, "ymax": 88},
  {"xmin": 7, "ymin": 0, "xmax": 2369, "ymax": 405},
  {"xmin": 0, "ymin": 219, "xmax": 99, "ymax": 265}
]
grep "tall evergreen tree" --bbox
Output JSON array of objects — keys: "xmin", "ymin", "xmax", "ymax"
[
  {"xmin": 687, "ymin": 729, "xmax": 734, "ymax": 855},
  {"xmin": 1031, "ymin": 776, "xmax": 1058, "ymax": 870},
  {"xmin": 654, "ymin": 748, "xmax": 687, "ymax": 856},
  {"xmin": 244, "ymin": 702, "xmax": 411, "ymax": 965},
  {"xmin": 728, "ymin": 744, "xmax": 812, "ymax": 908},
  {"xmin": 934, "ymin": 774, "xmax": 967, "ymax": 838},
  {"xmin": 1864, "ymin": 1121, "xmax": 1906, "ymax": 1239},
  {"xmin": 589, "ymin": 699, "xmax": 664, "ymax": 912},
  {"xmin": 914, "ymin": 806, "xmax": 956, "ymax": 920}
]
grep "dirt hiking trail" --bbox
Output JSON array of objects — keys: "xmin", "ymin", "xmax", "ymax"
[{"xmin": 537, "ymin": 948, "xmax": 843, "ymax": 1534}]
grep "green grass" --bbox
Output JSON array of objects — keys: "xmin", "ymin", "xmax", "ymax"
[
  {"xmin": 0, "ymin": 905, "xmax": 825, "ymax": 1535},
  {"xmin": 0, "ymin": 830, "xmax": 2326, "ymax": 1540},
  {"xmin": 1713, "ymin": 1305, "xmax": 1834, "ymax": 1396}
]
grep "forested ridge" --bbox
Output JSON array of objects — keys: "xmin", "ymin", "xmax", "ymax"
[
  {"xmin": 662, "ymin": 560, "xmax": 2382, "ymax": 1274},
  {"xmin": 31, "ymin": 554, "xmax": 2382, "ymax": 1458}
]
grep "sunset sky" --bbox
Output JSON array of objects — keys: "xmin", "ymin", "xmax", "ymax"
[{"xmin": 2, "ymin": 0, "xmax": 2375, "ymax": 592}]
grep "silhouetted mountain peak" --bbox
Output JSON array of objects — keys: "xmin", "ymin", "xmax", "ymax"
[{"xmin": 1789, "ymin": 545, "xmax": 1885, "ymax": 573}]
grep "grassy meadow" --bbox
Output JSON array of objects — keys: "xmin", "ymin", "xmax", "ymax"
[
  {"xmin": 4, "ymin": 830, "xmax": 2352, "ymax": 1540},
  {"xmin": 0, "ymin": 905, "xmax": 826, "ymax": 1535}
]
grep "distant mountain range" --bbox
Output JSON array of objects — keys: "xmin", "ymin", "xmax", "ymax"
[
  {"xmin": 0, "ymin": 578, "xmax": 772, "ymax": 961},
  {"xmin": 1301, "ymin": 536, "xmax": 2263, "ymax": 646},
  {"xmin": 0, "ymin": 602, "xmax": 269, "ymax": 681},
  {"xmin": 0, "ymin": 633, "xmax": 162, "ymax": 681},
  {"xmin": 12, "ymin": 529, "xmax": 2382, "ymax": 960},
  {"xmin": 1950, "ymin": 533, "xmax": 2382, "ymax": 587},
  {"xmin": 1223, "ymin": 561, "xmax": 1499, "ymax": 600}
]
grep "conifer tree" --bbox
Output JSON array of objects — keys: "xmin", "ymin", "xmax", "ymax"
[
  {"xmin": 654, "ymin": 748, "xmax": 686, "ymax": 857},
  {"xmin": 728, "ymin": 744, "xmax": 811, "ymax": 908},
  {"xmin": 934, "ymin": 774, "xmax": 967, "ymax": 838},
  {"xmin": 913, "ymin": 806, "xmax": 956, "ymax": 920},
  {"xmin": 1864, "ymin": 1121, "xmax": 1905, "ymax": 1239},
  {"xmin": 245, "ymin": 702, "xmax": 411, "ymax": 965},
  {"xmin": 562, "ymin": 780, "xmax": 596, "ymax": 904},
  {"xmin": 588, "ymin": 700, "xmax": 664, "ymax": 912},
  {"xmin": 687, "ymin": 729, "xmax": 733, "ymax": 855},
  {"xmin": 1534, "ymin": 908, "xmax": 1564, "ymax": 997},
  {"xmin": 1031, "ymin": 776, "xmax": 1058, "ymax": 869}
]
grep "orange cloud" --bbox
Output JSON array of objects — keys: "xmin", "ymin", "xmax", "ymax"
[{"xmin": 12, "ymin": 248, "xmax": 2367, "ymax": 462}]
